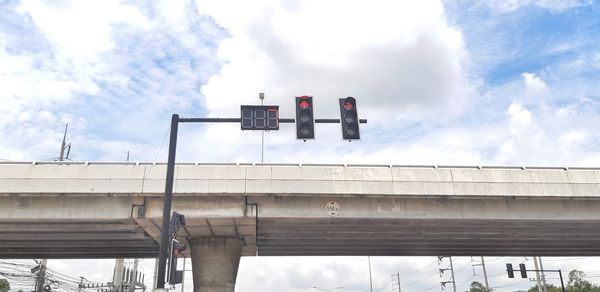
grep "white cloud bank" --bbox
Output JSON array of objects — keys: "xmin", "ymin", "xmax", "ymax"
[
  {"xmin": 197, "ymin": 0, "xmax": 471, "ymax": 120},
  {"xmin": 488, "ymin": 0, "xmax": 592, "ymax": 13},
  {"xmin": 177, "ymin": 0, "xmax": 478, "ymax": 164}
]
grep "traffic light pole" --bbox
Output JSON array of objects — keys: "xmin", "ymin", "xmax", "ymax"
[
  {"xmin": 156, "ymin": 114, "xmax": 180, "ymax": 289},
  {"xmin": 156, "ymin": 113, "xmax": 367, "ymax": 289},
  {"xmin": 558, "ymin": 269, "xmax": 565, "ymax": 292},
  {"xmin": 505, "ymin": 265, "xmax": 565, "ymax": 292}
]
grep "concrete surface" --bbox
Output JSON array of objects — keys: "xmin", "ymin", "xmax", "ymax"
[{"xmin": 1, "ymin": 162, "xmax": 600, "ymax": 258}]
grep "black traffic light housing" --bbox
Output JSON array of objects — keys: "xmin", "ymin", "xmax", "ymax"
[
  {"xmin": 506, "ymin": 263, "xmax": 514, "ymax": 278},
  {"xmin": 168, "ymin": 239, "xmax": 186, "ymax": 285},
  {"xmin": 339, "ymin": 96, "xmax": 360, "ymax": 140},
  {"xmin": 519, "ymin": 263, "xmax": 528, "ymax": 278},
  {"xmin": 295, "ymin": 96, "xmax": 315, "ymax": 140}
]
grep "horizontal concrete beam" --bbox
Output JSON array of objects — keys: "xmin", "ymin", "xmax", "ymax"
[
  {"xmin": 1, "ymin": 163, "xmax": 599, "ymax": 198},
  {"xmin": 251, "ymin": 196, "xmax": 600, "ymax": 220},
  {"xmin": 0, "ymin": 197, "xmax": 135, "ymax": 220},
  {"xmin": 256, "ymin": 217, "xmax": 600, "ymax": 256}
]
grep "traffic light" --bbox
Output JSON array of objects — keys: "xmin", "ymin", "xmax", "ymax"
[
  {"xmin": 519, "ymin": 263, "xmax": 528, "ymax": 278},
  {"xmin": 168, "ymin": 239, "xmax": 186, "ymax": 285},
  {"xmin": 339, "ymin": 96, "xmax": 360, "ymax": 140},
  {"xmin": 295, "ymin": 96, "xmax": 314, "ymax": 139},
  {"xmin": 506, "ymin": 263, "xmax": 514, "ymax": 278}
]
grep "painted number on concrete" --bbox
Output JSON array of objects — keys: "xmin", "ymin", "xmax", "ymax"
[{"xmin": 326, "ymin": 201, "xmax": 340, "ymax": 216}]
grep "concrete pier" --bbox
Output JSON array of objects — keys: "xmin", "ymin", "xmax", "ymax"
[{"xmin": 190, "ymin": 237, "xmax": 243, "ymax": 292}]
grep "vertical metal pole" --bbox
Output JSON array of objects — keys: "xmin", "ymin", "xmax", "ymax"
[
  {"xmin": 152, "ymin": 259, "xmax": 159, "ymax": 292},
  {"xmin": 397, "ymin": 271, "xmax": 401, "ymax": 292},
  {"xmin": 368, "ymin": 257, "xmax": 373, "ymax": 292},
  {"xmin": 538, "ymin": 257, "xmax": 548, "ymax": 292},
  {"xmin": 180, "ymin": 257, "xmax": 186, "ymax": 292},
  {"xmin": 449, "ymin": 257, "xmax": 457, "ymax": 292},
  {"xmin": 533, "ymin": 257, "xmax": 543, "ymax": 292},
  {"xmin": 480, "ymin": 257, "xmax": 490, "ymax": 291},
  {"xmin": 133, "ymin": 259, "xmax": 139, "ymax": 292},
  {"xmin": 157, "ymin": 114, "xmax": 179, "ymax": 289},
  {"xmin": 558, "ymin": 269, "xmax": 566, "ymax": 292},
  {"xmin": 114, "ymin": 258, "xmax": 124, "ymax": 292},
  {"xmin": 59, "ymin": 124, "xmax": 68, "ymax": 161},
  {"xmin": 260, "ymin": 93, "xmax": 265, "ymax": 163},
  {"xmin": 36, "ymin": 259, "xmax": 48, "ymax": 292}
]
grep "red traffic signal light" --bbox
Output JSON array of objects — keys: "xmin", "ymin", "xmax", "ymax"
[
  {"xmin": 339, "ymin": 96, "xmax": 360, "ymax": 140},
  {"xmin": 295, "ymin": 96, "xmax": 315, "ymax": 140},
  {"xmin": 168, "ymin": 239, "xmax": 186, "ymax": 285},
  {"xmin": 299, "ymin": 100, "xmax": 310, "ymax": 109}
]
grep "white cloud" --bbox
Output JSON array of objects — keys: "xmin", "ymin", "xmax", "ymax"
[
  {"xmin": 17, "ymin": 0, "xmax": 149, "ymax": 60},
  {"xmin": 558, "ymin": 130, "xmax": 587, "ymax": 147},
  {"xmin": 2, "ymin": 1, "xmax": 600, "ymax": 290},
  {"xmin": 0, "ymin": 0, "xmax": 223, "ymax": 161},
  {"xmin": 179, "ymin": 0, "xmax": 478, "ymax": 165},
  {"xmin": 488, "ymin": 0, "xmax": 592, "ymax": 13},
  {"xmin": 197, "ymin": 0, "xmax": 472, "ymax": 121},
  {"xmin": 521, "ymin": 72, "xmax": 548, "ymax": 97}
]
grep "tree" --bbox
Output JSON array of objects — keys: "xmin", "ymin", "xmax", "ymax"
[
  {"xmin": 568, "ymin": 269, "xmax": 593, "ymax": 290},
  {"xmin": 527, "ymin": 284, "xmax": 561, "ymax": 292},
  {"xmin": 468, "ymin": 281, "xmax": 487, "ymax": 292},
  {"xmin": 0, "ymin": 278, "xmax": 10, "ymax": 292}
]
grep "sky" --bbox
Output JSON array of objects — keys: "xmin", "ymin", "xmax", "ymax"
[{"xmin": 1, "ymin": 0, "xmax": 600, "ymax": 291}]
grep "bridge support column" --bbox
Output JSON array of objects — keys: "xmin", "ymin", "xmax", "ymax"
[{"xmin": 190, "ymin": 237, "xmax": 243, "ymax": 292}]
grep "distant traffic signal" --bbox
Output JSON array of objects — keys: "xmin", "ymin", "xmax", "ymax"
[
  {"xmin": 519, "ymin": 264, "xmax": 528, "ymax": 278},
  {"xmin": 295, "ymin": 96, "xmax": 315, "ymax": 140},
  {"xmin": 168, "ymin": 239, "xmax": 186, "ymax": 285},
  {"xmin": 339, "ymin": 96, "xmax": 360, "ymax": 140},
  {"xmin": 506, "ymin": 263, "xmax": 514, "ymax": 278}
]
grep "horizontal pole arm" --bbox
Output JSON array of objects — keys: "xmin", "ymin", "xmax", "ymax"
[
  {"xmin": 314, "ymin": 119, "xmax": 368, "ymax": 124},
  {"xmin": 179, "ymin": 118, "xmax": 240, "ymax": 123},
  {"xmin": 178, "ymin": 117, "xmax": 367, "ymax": 124}
]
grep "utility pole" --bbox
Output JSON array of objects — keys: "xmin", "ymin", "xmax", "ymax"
[
  {"xmin": 58, "ymin": 124, "xmax": 71, "ymax": 161},
  {"xmin": 180, "ymin": 257, "xmax": 186, "ymax": 292},
  {"xmin": 449, "ymin": 257, "xmax": 457, "ymax": 292},
  {"xmin": 439, "ymin": 256, "xmax": 456, "ymax": 292},
  {"xmin": 34, "ymin": 259, "xmax": 47, "ymax": 292},
  {"xmin": 533, "ymin": 257, "xmax": 543, "ymax": 292},
  {"xmin": 113, "ymin": 258, "xmax": 124, "ymax": 292},
  {"xmin": 392, "ymin": 270, "xmax": 401, "ymax": 292},
  {"xmin": 368, "ymin": 256, "xmax": 373, "ymax": 292},
  {"xmin": 538, "ymin": 257, "xmax": 549, "ymax": 292},
  {"xmin": 473, "ymin": 257, "xmax": 490, "ymax": 291},
  {"xmin": 482, "ymin": 257, "xmax": 490, "ymax": 291},
  {"xmin": 132, "ymin": 259, "xmax": 139, "ymax": 292}
]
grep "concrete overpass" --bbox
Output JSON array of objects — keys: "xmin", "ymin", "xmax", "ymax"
[{"xmin": 2, "ymin": 161, "xmax": 600, "ymax": 291}]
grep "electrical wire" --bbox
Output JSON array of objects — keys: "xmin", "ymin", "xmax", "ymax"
[
  {"xmin": 403, "ymin": 269, "xmax": 440, "ymax": 288},
  {"xmin": 455, "ymin": 274, "xmax": 476, "ymax": 288}
]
